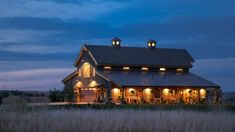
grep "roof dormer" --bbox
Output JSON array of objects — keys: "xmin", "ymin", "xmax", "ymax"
[
  {"xmin": 112, "ymin": 37, "xmax": 121, "ymax": 48},
  {"xmin": 147, "ymin": 39, "xmax": 157, "ymax": 49}
]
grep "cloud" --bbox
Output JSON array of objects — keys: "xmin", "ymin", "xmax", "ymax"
[
  {"xmin": 0, "ymin": 16, "xmax": 235, "ymax": 59},
  {"xmin": 0, "ymin": 50, "xmax": 77, "ymax": 61},
  {"xmin": 0, "ymin": 0, "xmax": 130, "ymax": 20},
  {"xmin": 192, "ymin": 58, "xmax": 235, "ymax": 91},
  {"xmin": 0, "ymin": 68, "xmax": 74, "ymax": 91}
]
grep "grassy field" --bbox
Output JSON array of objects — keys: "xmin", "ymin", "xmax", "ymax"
[
  {"xmin": 1, "ymin": 98, "xmax": 235, "ymax": 132},
  {"xmin": 0, "ymin": 107, "xmax": 235, "ymax": 132}
]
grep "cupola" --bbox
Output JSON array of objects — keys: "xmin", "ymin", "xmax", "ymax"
[
  {"xmin": 112, "ymin": 37, "xmax": 121, "ymax": 48},
  {"xmin": 147, "ymin": 39, "xmax": 157, "ymax": 49}
]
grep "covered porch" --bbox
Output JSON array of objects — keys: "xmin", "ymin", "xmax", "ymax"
[
  {"xmin": 111, "ymin": 87, "xmax": 212, "ymax": 104},
  {"xmin": 97, "ymin": 70, "xmax": 221, "ymax": 104}
]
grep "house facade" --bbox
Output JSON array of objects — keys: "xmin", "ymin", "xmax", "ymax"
[{"xmin": 62, "ymin": 38, "xmax": 221, "ymax": 104}]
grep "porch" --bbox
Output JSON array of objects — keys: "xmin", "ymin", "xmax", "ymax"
[{"xmin": 110, "ymin": 87, "xmax": 218, "ymax": 104}]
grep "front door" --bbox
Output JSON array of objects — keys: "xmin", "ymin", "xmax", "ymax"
[{"xmin": 80, "ymin": 88, "xmax": 96, "ymax": 102}]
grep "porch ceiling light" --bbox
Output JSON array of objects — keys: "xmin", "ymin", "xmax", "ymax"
[{"xmin": 145, "ymin": 88, "xmax": 151, "ymax": 93}]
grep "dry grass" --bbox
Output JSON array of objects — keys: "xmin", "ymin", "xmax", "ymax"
[{"xmin": 0, "ymin": 109, "xmax": 235, "ymax": 132}]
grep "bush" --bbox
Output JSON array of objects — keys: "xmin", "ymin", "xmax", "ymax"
[{"xmin": 49, "ymin": 88, "xmax": 64, "ymax": 102}]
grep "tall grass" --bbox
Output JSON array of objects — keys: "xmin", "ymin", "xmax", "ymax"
[{"xmin": 0, "ymin": 109, "xmax": 234, "ymax": 132}]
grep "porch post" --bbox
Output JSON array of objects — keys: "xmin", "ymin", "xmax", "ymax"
[
  {"xmin": 104, "ymin": 81, "xmax": 112, "ymax": 103},
  {"xmin": 121, "ymin": 87, "xmax": 125, "ymax": 104}
]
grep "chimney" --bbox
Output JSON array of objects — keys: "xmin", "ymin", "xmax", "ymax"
[
  {"xmin": 147, "ymin": 39, "xmax": 157, "ymax": 49},
  {"xmin": 112, "ymin": 37, "xmax": 121, "ymax": 48}
]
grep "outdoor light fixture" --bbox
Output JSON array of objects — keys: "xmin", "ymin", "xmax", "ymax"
[
  {"xmin": 112, "ymin": 37, "xmax": 121, "ymax": 47},
  {"xmin": 147, "ymin": 39, "xmax": 157, "ymax": 49},
  {"xmin": 89, "ymin": 80, "xmax": 97, "ymax": 87},
  {"xmin": 113, "ymin": 88, "xmax": 119, "ymax": 94}
]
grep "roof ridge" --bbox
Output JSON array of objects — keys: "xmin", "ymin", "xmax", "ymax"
[{"xmin": 84, "ymin": 44, "xmax": 187, "ymax": 50}]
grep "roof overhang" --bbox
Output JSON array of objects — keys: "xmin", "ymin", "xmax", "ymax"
[
  {"xmin": 96, "ymin": 70, "xmax": 220, "ymax": 88},
  {"xmin": 62, "ymin": 71, "xmax": 78, "ymax": 83}
]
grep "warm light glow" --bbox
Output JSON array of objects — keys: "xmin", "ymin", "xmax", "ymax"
[
  {"xmin": 128, "ymin": 88, "xmax": 135, "ymax": 92},
  {"xmin": 151, "ymin": 43, "xmax": 155, "ymax": 46},
  {"xmin": 74, "ymin": 81, "xmax": 83, "ymax": 88},
  {"xmin": 200, "ymin": 88, "xmax": 206, "ymax": 98},
  {"xmin": 89, "ymin": 81, "xmax": 97, "ymax": 87},
  {"xmin": 81, "ymin": 62, "xmax": 91, "ymax": 78},
  {"xmin": 92, "ymin": 68, "xmax": 96, "ymax": 77},
  {"xmin": 104, "ymin": 66, "xmax": 111, "ymax": 70},
  {"xmin": 123, "ymin": 66, "xmax": 130, "ymax": 70},
  {"xmin": 177, "ymin": 68, "xmax": 183, "ymax": 72},
  {"xmin": 113, "ymin": 88, "xmax": 119, "ymax": 94},
  {"xmin": 148, "ymin": 43, "xmax": 151, "ymax": 47},
  {"xmin": 162, "ymin": 88, "xmax": 169, "ymax": 100},
  {"xmin": 163, "ymin": 88, "xmax": 169, "ymax": 94},
  {"xmin": 116, "ymin": 41, "xmax": 120, "ymax": 45},
  {"xmin": 160, "ymin": 68, "xmax": 166, "ymax": 71},
  {"xmin": 78, "ymin": 69, "xmax": 82, "ymax": 77},
  {"xmin": 112, "ymin": 41, "xmax": 115, "ymax": 45},
  {"xmin": 144, "ymin": 88, "xmax": 151, "ymax": 93},
  {"xmin": 185, "ymin": 88, "xmax": 191, "ymax": 93},
  {"xmin": 141, "ymin": 67, "xmax": 148, "ymax": 71}
]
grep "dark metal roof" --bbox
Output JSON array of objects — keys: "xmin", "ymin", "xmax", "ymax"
[
  {"xmin": 84, "ymin": 45, "xmax": 194, "ymax": 68},
  {"xmin": 97, "ymin": 70, "xmax": 220, "ymax": 88}
]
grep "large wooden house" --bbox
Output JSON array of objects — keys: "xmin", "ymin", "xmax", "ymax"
[{"xmin": 62, "ymin": 38, "xmax": 221, "ymax": 104}]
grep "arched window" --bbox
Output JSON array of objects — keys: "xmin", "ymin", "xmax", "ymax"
[{"xmin": 81, "ymin": 62, "xmax": 91, "ymax": 78}]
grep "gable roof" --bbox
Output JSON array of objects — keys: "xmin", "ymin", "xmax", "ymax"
[
  {"xmin": 80, "ymin": 45, "xmax": 194, "ymax": 68},
  {"xmin": 62, "ymin": 71, "xmax": 77, "ymax": 83},
  {"xmin": 97, "ymin": 70, "xmax": 220, "ymax": 88}
]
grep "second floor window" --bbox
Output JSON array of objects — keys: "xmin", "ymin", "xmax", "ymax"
[{"xmin": 81, "ymin": 62, "xmax": 91, "ymax": 78}]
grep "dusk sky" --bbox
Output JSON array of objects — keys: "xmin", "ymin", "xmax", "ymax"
[{"xmin": 0, "ymin": 0, "xmax": 234, "ymax": 91}]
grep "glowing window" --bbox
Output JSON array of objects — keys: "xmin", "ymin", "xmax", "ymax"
[
  {"xmin": 176, "ymin": 68, "xmax": 183, "ymax": 72},
  {"xmin": 92, "ymin": 68, "xmax": 96, "ymax": 77},
  {"xmin": 104, "ymin": 66, "xmax": 111, "ymax": 70},
  {"xmin": 116, "ymin": 41, "xmax": 120, "ymax": 45},
  {"xmin": 160, "ymin": 68, "xmax": 166, "ymax": 71},
  {"xmin": 78, "ymin": 69, "xmax": 82, "ymax": 77},
  {"xmin": 142, "ymin": 67, "xmax": 149, "ymax": 71},
  {"xmin": 81, "ymin": 62, "xmax": 91, "ymax": 78},
  {"xmin": 123, "ymin": 67, "xmax": 130, "ymax": 70}
]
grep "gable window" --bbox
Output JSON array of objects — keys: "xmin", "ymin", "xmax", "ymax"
[{"xmin": 81, "ymin": 62, "xmax": 91, "ymax": 78}]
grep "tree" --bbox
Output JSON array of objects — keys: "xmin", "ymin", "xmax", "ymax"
[
  {"xmin": 49, "ymin": 88, "xmax": 64, "ymax": 102},
  {"xmin": 64, "ymin": 86, "xmax": 74, "ymax": 102}
]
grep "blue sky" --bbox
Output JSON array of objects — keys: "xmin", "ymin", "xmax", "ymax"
[{"xmin": 0, "ymin": 0, "xmax": 234, "ymax": 91}]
